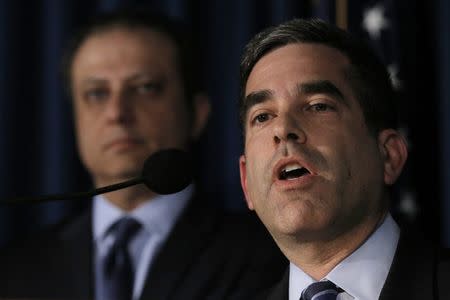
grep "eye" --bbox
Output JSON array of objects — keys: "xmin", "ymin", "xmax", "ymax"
[
  {"xmin": 135, "ymin": 82, "xmax": 162, "ymax": 95},
  {"xmin": 252, "ymin": 113, "xmax": 271, "ymax": 125},
  {"xmin": 84, "ymin": 88, "xmax": 109, "ymax": 103},
  {"xmin": 308, "ymin": 102, "xmax": 335, "ymax": 112}
]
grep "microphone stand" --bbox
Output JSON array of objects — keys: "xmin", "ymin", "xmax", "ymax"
[{"xmin": 3, "ymin": 177, "xmax": 144, "ymax": 204}]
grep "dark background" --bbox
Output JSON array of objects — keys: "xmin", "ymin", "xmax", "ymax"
[{"xmin": 0, "ymin": 0, "xmax": 449, "ymax": 247}]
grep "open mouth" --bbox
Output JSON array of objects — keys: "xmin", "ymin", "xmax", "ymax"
[{"xmin": 278, "ymin": 163, "xmax": 310, "ymax": 180}]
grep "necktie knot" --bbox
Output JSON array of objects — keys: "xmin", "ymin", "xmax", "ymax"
[
  {"xmin": 300, "ymin": 280, "xmax": 344, "ymax": 300},
  {"xmin": 111, "ymin": 217, "xmax": 142, "ymax": 248}
]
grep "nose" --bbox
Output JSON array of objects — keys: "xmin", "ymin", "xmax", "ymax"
[
  {"xmin": 273, "ymin": 113, "xmax": 306, "ymax": 145},
  {"xmin": 105, "ymin": 90, "xmax": 135, "ymax": 124}
]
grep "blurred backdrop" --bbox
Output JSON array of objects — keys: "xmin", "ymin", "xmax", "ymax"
[{"xmin": 0, "ymin": 0, "xmax": 449, "ymax": 246}]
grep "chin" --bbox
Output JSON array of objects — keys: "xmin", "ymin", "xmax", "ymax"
[
  {"xmin": 107, "ymin": 165, "xmax": 142, "ymax": 181},
  {"xmin": 117, "ymin": 156, "xmax": 146, "ymax": 168},
  {"xmin": 273, "ymin": 205, "xmax": 326, "ymax": 236}
]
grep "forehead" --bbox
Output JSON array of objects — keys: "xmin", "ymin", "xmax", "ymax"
[
  {"xmin": 71, "ymin": 27, "xmax": 179, "ymax": 79},
  {"xmin": 245, "ymin": 43, "xmax": 351, "ymax": 96}
]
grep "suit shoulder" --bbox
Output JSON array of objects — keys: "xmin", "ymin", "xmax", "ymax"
[
  {"xmin": 435, "ymin": 247, "xmax": 450, "ymax": 299},
  {"xmin": 437, "ymin": 247, "xmax": 450, "ymax": 274},
  {"xmin": 218, "ymin": 211, "xmax": 274, "ymax": 243},
  {"xmin": 0, "ymin": 208, "xmax": 90, "ymax": 261}
]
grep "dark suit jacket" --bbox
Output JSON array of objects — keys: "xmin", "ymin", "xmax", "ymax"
[
  {"xmin": 265, "ymin": 232, "xmax": 450, "ymax": 300},
  {"xmin": 0, "ymin": 193, "xmax": 287, "ymax": 300}
]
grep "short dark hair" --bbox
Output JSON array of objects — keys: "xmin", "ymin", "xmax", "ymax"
[
  {"xmin": 62, "ymin": 9, "xmax": 201, "ymax": 106},
  {"xmin": 239, "ymin": 18, "xmax": 397, "ymax": 137}
]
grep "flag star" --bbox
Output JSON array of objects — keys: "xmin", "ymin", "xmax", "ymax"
[
  {"xmin": 398, "ymin": 126, "xmax": 411, "ymax": 149},
  {"xmin": 362, "ymin": 3, "xmax": 389, "ymax": 39},
  {"xmin": 387, "ymin": 63, "xmax": 402, "ymax": 90},
  {"xmin": 399, "ymin": 191, "xmax": 418, "ymax": 220}
]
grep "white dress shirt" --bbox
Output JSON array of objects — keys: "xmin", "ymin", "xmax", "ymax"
[
  {"xmin": 289, "ymin": 214, "xmax": 400, "ymax": 300},
  {"xmin": 93, "ymin": 184, "xmax": 193, "ymax": 300}
]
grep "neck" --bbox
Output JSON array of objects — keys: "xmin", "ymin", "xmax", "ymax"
[
  {"xmin": 280, "ymin": 212, "xmax": 387, "ymax": 280},
  {"xmin": 101, "ymin": 183, "xmax": 156, "ymax": 211}
]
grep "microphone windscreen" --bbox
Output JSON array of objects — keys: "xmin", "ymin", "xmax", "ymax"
[{"xmin": 141, "ymin": 149, "xmax": 192, "ymax": 194}]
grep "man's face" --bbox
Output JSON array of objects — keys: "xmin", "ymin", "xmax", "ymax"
[
  {"xmin": 71, "ymin": 28, "xmax": 193, "ymax": 187},
  {"xmin": 239, "ymin": 43, "xmax": 389, "ymax": 244}
]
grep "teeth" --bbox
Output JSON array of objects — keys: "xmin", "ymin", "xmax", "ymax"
[
  {"xmin": 279, "ymin": 163, "xmax": 310, "ymax": 180},
  {"xmin": 282, "ymin": 163, "xmax": 302, "ymax": 172}
]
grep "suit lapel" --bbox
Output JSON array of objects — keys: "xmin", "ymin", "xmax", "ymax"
[
  {"xmin": 379, "ymin": 232, "xmax": 436, "ymax": 300},
  {"xmin": 139, "ymin": 195, "xmax": 219, "ymax": 300},
  {"xmin": 60, "ymin": 209, "xmax": 94, "ymax": 300},
  {"xmin": 266, "ymin": 269, "xmax": 289, "ymax": 300}
]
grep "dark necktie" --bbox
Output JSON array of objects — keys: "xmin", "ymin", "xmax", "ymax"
[
  {"xmin": 300, "ymin": 280, "xmax": 344, "ymax": 300},
  {"xmin": 100, "ymin": 217, "xmax": 141, "ymax": 300}
]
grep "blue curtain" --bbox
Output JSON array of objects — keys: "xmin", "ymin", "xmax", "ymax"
[
  {"xmin": 437, "ymin": 0, "xmax": 450, "ymax": 246},
  {"xmin": 0, "ymin": 0, "xmax": 448, "ymax": 246}
]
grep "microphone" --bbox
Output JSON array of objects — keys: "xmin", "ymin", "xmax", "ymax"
[{"xmin": 2, "ymin": 148, "xmax": 192, "ymax": 204}]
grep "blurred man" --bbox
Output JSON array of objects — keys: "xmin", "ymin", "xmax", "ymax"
[
  {"xmin": 238, "ymin": 18, "xmax": 450, "ymax": 300},
  {"xmin": 0, "ymin": 10, "xmax": 286, "ymax": 300}
]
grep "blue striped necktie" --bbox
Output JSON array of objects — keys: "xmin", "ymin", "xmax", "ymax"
[
  {"xmin": 300, "ymin": 280, "xmax": 344, "ymax": 300},
  {"xmin": 99, "ymin": 217, "xmax": 142, "ymax": 300}
]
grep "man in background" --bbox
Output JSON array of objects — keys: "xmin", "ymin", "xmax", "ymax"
[
  {"xmin": 238, "ymin": 18, "xmax": 450, "ymax": 299},
  {"xmin": 0, "ymin": 9, "xmax": 286, "ymax": 300}
]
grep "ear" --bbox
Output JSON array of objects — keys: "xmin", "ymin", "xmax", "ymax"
[
  {"xmin": 378, "ymin": 129, "xmax": 408, "ymax": 185},
  {"xmin": 239, "ymin": 155, "xmax": 255, "ymax": 210},
  {"xmin": 190, "ymin": 92, "xmax": 211, "ymax": 139}
]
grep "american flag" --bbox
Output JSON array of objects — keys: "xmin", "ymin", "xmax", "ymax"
[{"xmin": 312, "ymin": 0, "xmax": 419, "ymax": 225}]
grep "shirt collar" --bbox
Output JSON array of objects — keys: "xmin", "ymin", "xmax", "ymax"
[
  {"xmin": 289, "ymin": 264, "xmax": 315, "ymax": 300},
  {"xmin": 289, "ymin": 214, "xmax": 400, "ymax": 300},
  {"xmin": 93, "ymin": 184, "xmax": 193, "ymax": 242}
]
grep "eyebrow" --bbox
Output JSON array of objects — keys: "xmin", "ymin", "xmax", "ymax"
[
  {"xmin": 298, "ymin": 80, "xmax": 347, "ymax": 105},
  {"xmin": 126, "ymin": 73, "xmax": 163, "ymax": 82},
  {"xmin": 80, "ymin": 72, "xmax": 163, "ymax": 86},
  {"xmin": 243, "ymin": 79, "xmax": 348, "ymax": 115},
  {"xmin": 243, "ymin": 89, "xmax": 274, "ymax": 112},
  {"xmin": 81, "ymin": 77, "xmax": 107, "ymax": 86}
]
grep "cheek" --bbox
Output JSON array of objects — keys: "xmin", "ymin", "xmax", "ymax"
[
  {"xmin": 244, "ymin": 128, "xmax": 278, "ymax": 181},
  {"xmin": 138, "ymin": 104, "xmax": 191, "ymax": 143},
  {"xmin": 245, "ymin": 168, "xmax": 261, "ymax": 201},
  {"xmin": 243, "ymin": 152, "xmax": 271, "ymax": 204},
  {"xmin": 167, "ymin": 109, "xmax": 191, "ymax": 134},
  {"xmin": 331, "ymin": 136, "xmax": 383, "ymax": 207},
  {"xmin": 75, "ymin": 115, "xmax": 94, "ymax": 150},
  {"xmin": 74, "ymin": 116, "xmax": 101, "ymax": 171}
]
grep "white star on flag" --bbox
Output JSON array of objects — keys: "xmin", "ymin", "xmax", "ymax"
[
  {"xmin": 362, "ymin": 3, "xmax": 389, "ymax": 40},
  {"xmin": 399, "ymin": 126, "xmax": 411, "ymax": 150},
  {"xmin": 387, "ymin": 63, "xmax": 403, "ymax": 90},
  {"xmin": 398, "ymin": 190, "xmax": 418, "ymax": 220}
]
